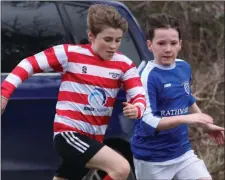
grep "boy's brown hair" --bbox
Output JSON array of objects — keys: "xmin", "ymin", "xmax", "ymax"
[
  {"xmin": 145, "ymin": 13, "xmax": 181, "ymax": 41},
  {"xmin": 87, "ymin": 4, "xmax": 128, "ymax": 36}
]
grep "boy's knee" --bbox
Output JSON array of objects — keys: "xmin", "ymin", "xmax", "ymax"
[{"xmin": 113, "ymin": 159, "xmax": 131, "ymax": 179}]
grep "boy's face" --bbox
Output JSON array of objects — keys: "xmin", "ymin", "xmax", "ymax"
[
  {"xmin": 147, "ymin": 28, "xmax": 182, "ymax": 66},
  {"xmin": 88, "ymin": 27, "xmax": 123, "ymax": 60}
]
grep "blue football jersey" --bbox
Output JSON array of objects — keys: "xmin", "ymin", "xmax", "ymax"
[{"xmin": 131, "ymin": 59, "xmax": 196, "ymax": 162}]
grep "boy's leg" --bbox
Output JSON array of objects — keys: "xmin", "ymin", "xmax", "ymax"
[
  {"xmin": 53, "ymin": 131, "xmax": 130, "ymax": 180},
  {"xmin": 174, "ymin": 151, "xmax": 212, "ymax": 180},
  {"xmin": 53, "ymin": 132, "xmax": 102, "ymax": 180},
  {"xmin": 133, "ymin": 157, "xmax": 175, "ymax": 180},
  {"xmin": 85, "ymin": 145, "xmax": 131, "ymax": 179}
]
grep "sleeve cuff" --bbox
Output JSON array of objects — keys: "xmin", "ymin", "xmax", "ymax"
[
  {"xmin": 134, "ymin": 103, "xmax": 146, "ymax": 119},
  {"xmin": 136, "ymin": 106, "xmax": 141, "ymax": 119}
]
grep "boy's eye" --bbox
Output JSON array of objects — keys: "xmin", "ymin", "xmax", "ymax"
[
  {"xmin": 104, "ymin": 38, "xmax": 112, "ymax": 42},
  {"xmin": 171, "ymin": 41, "xmax": 178, "ymax": 45},
  {"xmin": 158, "ymin": 42, "xmax": 165, "ymax": 45},
  {"xmin": 116, "ymin": 39, "xmax": 121, "ymax": 43},
  {"xmin": 104, "ymin": 38, "xmax": 121, "ymax": 43}
]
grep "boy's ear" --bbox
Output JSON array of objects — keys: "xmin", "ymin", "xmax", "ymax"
[
  {"xmin": 147, "ymin": 40, "xmax": 153, "ymax": 52},
  {"xmin": 88, "ymin": 31, "xmax": 95, "ymax": 42}
]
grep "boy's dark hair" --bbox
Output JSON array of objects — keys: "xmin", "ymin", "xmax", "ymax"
[
  {"xmin": 145, "ymin": 13, "xmax": 181, "ymax": 40},
  {"xmin": 87, "ymin": 4, "xmax": 128, "ymax": 36}
]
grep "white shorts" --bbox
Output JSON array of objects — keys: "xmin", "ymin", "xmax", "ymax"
[{"xmin": 133, "ymin": 150, "xmax": 212, "ymax": 180}]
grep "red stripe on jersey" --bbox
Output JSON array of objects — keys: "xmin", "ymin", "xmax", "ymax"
[
  {"xmin": 1, "ymin": 81, "xmax": 16, "ymax": 99},
  {"xmin": 44, "ymin": 48, "xmax": 63, "ymax": 72},
  {"xmin": 54, "ymin": 122, "xmax": 104, "ymax": 142},
  {"xmin": 58, "ymin": 91, "xmax": 116, "ymax": 107},
  {"xmin": 26, "ymin": 56, "xmax": 42, "ymax": 73},
  {"xmin": 129, "ymin": 94, "xmax": 146, "ymax": 104},
  {"xmin": 58, "ymin": 91, "xmax": 88, "ymax": 105},
  {"xmin": 105, "ymin": 98, "xmax": 116, "ymax": 107},
  {"xmin": 56, "ymin": 109, "xmax": 110, "ymax": 125},
  {"xmin": 11, "ymin": 66, "xmax": 29, "ymax": 82},
  {"xmin": 133, "ymin": 98, "xmax": 146, "ymax": 107},
  {"xmin": 68, "ymin": 53, "xmax": 131, "ymax": 72},
  {"xmin": 123, "ymin": 77, "xmax": 143, "ymax": 91},
  {"xmin": 62, "ymin": 72, "xmax": 121, "ymax": 89}
]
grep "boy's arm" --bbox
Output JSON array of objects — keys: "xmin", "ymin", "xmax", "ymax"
[
  {"xmin": 143, "ymin": 81, "xmax": 212, "ymax": 133},
  {"xmin": 189, "ymin": 103, "xmax": 224, "ymax": 131},
  {"xmin": 156, "ymin": 113, "xmax": 213, "ymax": 130},
  {"xmin": 1, "ymin": 44, "xmax": 69, "ymax": 114},
  {"xmin": 121, "ymin": 62, "xmax": 146, "ymax": 119},
  {"xmin": 156, "ymin": 104, "xmax": 213, "ymax": 131}
]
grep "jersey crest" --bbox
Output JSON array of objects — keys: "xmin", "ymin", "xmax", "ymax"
[{"xmin": 183, "ymin": 81, "xmax": 190, "ymax": 95}]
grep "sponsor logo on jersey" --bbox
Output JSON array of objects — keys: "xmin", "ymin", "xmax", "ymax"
[
  {"xmin": 161, "ymin": 107, "xmax": 189, "ymax": 116},
  {"xmin": 84, "ymin": 88, "xmax": 109, "ymax": 113},
  {"xmin": 88, "ymin": 88, "xmax": 107, "ymax": 107}
]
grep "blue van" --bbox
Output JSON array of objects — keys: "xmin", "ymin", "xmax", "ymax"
[{"xmin": 1, "ymin": 1, "xmax": 153, "ymax": 179}]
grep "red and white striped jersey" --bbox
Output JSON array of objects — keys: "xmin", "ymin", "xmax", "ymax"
[{"xmin": 1, "ymin": 44, "xmax": 146, "ymax": 142}]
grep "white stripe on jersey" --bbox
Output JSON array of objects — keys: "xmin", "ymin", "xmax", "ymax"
[
  {"xmin": 18, "ymin": 59, "xmax": 34, "ymax": 75},
  {"xmin": 141, "ymin": 61, "xmax": 161, "ymax": 128},
  {"xmin": 133, "ymin": 97, "xmax": 146, "ymax": 103},
  {"xmin": 34, "ymin": 52, "xmax": 54, "ymax": 72},
  {"xmin": 59, "ymin": 81, "xmax": 119, "ymax": 98},
  {"xmin": 55, "ymin": 114, "xmax": 108, "ymax": 135},
  {"xmin": 5, "ymin": 74, "xmax": 22, "ymax": 87},
  {"xmin": 111, "ymin": 53, "xmax": 132, "ymax": 65},
  {"xmin": 121, "ymin": 67, "xmax": 140, "ymax": 81},
  {"xmin": 67, "ymin": 62, "xmax": 123, "ymax": 80},
  {"xmin": 56, "ymin": 101, "xmax": 113, "ymax": 116},
  {"xmin": 126, "ymin": 87, "xmax": 145, "ymax": 102},
  {"xmin": 68, "ymin": 45, "xmax": 94, "ymax": 56},
  {"xmin": 61, "ymin": 132, "xmax": 86, "ymax": 153},
  {"xmin": 53, "ymin": 45, "xmax": 68, "ymax": 71}
]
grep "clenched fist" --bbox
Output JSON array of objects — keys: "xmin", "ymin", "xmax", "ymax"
[{"xmin": 122, "ymin": 102, "xmax": 139, "ymax": 119}]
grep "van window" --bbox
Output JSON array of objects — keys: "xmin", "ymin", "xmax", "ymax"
[
  {"xmin": 64, "ymin": 3, "xmax": 141, "ymax": 66},
  {"xmin": 2, "ymin": 2, "xmax": 67, "ymax": 72}
]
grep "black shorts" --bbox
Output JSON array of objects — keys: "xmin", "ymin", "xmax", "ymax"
[{"xmin": 53, "ymin": 131, "xmax": 104, "ymax": 180}]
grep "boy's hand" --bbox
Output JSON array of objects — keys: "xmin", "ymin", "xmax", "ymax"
[
  {"xmin": 203, "ymin": 124, "xmax": 224, "ymax": 145},
  {"xmin": 1, "ymin": 96, "xmax": 8, "ymax": 115},
  {"xmin": 122, "ymin": 102, "xmax": 138, "ymax": 119}
]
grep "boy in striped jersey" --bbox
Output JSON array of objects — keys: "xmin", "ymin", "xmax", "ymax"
[
  {"xmin": 1, "ymin": 4, "xmax": 146, "ymax": 180},
  {"xmin": 131, "ymin": 13, "xmax": 224, "ymax": 180}
]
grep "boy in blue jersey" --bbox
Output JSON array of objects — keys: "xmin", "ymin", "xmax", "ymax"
[{"xmin": 131, "ymin": 13, "xmax": 224, "ymax": 180}]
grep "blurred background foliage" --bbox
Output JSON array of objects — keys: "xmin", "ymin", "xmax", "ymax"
[{"xmin": 123, "ymin": 1, "xmax": 224, "ymax": 179}]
